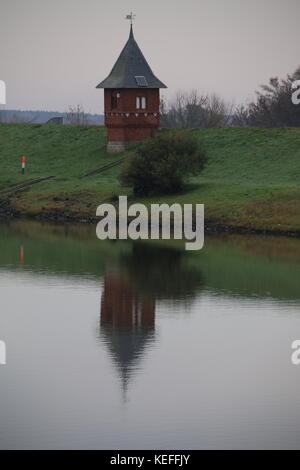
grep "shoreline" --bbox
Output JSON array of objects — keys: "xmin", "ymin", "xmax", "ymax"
[
  {"xmin": 1, "ymin": 201, "xmax": 299, "ymax": 239},
  {"xmin": 1, "ymin": 126, "xmax": 299, "ymax": 239}
]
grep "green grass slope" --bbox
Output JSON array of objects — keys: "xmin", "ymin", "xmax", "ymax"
[{"xmin": 0, "ymin": 123, "xmax": 299, "ymax": 231}]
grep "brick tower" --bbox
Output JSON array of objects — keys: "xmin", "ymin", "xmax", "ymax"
[{"xmin": 96, "ymin": 23, "xmax": 167, "ymax": 154}]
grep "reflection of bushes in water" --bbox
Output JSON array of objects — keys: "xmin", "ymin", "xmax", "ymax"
[
  {"xmin": 222, "ymin": 233, "xmax": 300, "ymax": 266},
  {"xmin": 1, "ymin": 218, "xmax": 95, "ymax": 242},
  {"xmin": 120, "ymin": 243, "xmax": 205, "ymax": 300}
]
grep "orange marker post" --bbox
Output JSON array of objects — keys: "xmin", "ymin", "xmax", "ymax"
[
  {"xmin": 21, "ymin": 156, "xmax": 27, "ymax": 174},
  {"xmin": 20, "ymin": 245, "xmax": 24, "ymax": 263}
]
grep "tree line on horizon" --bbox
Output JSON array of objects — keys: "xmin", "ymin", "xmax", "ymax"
[
  {"xmin": 160, "ymin": 66, "xmax": 300, "ymax": 129},
  {"xmin": 1, "ymin": 66, "xmax": 299, "ymax": 128},
  {"xmin": 0, "ymin": 106, "xmax": 104, "ymax": 125}
]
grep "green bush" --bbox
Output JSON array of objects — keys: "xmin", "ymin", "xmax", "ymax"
[{"xmin": 120, "ymin": 131, "xmax": 208, "ymax": 196}]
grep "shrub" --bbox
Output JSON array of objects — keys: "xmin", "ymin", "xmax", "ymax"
[{"xmin": 120, "ymin": 131, "xmax": 207, "ymax": 196}]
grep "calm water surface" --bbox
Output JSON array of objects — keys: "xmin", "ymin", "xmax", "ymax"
[{"xmin": 0, "ymin": 219, "xmax": 300, "ymax": 449}]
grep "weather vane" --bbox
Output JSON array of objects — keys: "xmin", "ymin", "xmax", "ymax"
[{"xmin": 125, "ymin": 12, "xmax": 136, "ymax": 25}]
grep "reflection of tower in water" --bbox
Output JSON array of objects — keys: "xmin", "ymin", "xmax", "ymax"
[
  {"xmin": 100, "ymin": 269, "xmax": 155, "ymax": 401},
  {"xmin": 99, "ymin": 243, "xmax": 205, "ymax": 401}
]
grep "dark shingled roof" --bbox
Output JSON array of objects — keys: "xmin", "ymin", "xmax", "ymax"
[{"xmin": 96, "ymin": 25, "xmax": 167, "ymax": 89}]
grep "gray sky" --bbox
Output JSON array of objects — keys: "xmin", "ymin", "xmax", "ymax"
[{"xmin": 1, "ymin": 0, "xmax": 299, "ymax": 113}]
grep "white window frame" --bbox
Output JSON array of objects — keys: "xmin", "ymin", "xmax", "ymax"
[
  {"xmin": 141, "ymin": 96, "xmax": 146, "ymax": 109},
  {"xmin": 136, "ymin": 96, "xmax": 147, "ymax": 110}
]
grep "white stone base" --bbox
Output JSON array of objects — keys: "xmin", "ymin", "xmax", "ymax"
[{"xmin": 107, "ymin": 141, "xmax": 140, "ymax": 154}]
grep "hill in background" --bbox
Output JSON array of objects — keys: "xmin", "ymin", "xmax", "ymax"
[{"xmin": 0, "ymin": 109, "xmax": 104, "ymax": 125}]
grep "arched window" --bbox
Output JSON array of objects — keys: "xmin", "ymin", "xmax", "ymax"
[{"xmin": 136, "ymin": 96, "xmax": 147, "ymax": 110}]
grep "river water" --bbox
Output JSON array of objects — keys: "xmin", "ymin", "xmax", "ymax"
[{"xmin": 0, "ymin": 219, "xmax": 300, "ymax": 449}]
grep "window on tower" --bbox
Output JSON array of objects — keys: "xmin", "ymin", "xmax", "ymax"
[
  {"xmin": 136, "ymin": 96, "xmax": 147, "ymax": 110},
  {"xmin": 111, "ymin": 91, "xmax": 119, "ymax": 109}
]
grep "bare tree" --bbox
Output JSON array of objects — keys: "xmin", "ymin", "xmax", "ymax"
[
  {"xmin": 66, "ymin": 104, "xmax": 88, "ymax": 125},
  {"xmin": 231, "ymin": 104, "xmax": 250, "ymax": 126},
  {"xmin": 160, "ymin": 90, "xmax": 232, "ymax": 128},
  {"xmin": 202, "ymin": 93, "xmax": 233, "ymax": 127}
]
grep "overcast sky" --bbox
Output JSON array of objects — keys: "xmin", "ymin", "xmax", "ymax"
[{"xmin": 1, "ymin": 0, "xmax": 299, "ymax": 113}]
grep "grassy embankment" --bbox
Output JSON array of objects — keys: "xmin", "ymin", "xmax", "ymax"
[{"xmin": 0, "ymin": 123, "xmax": 299, "ymax": 232}]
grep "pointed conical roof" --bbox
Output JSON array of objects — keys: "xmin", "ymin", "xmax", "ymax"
[{"xmin": 96, "ymin": 25, "xmax": 167, "ymax": 89}]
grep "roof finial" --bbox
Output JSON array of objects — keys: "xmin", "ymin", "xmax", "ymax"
[{"xmin": 125, "ymin": 12, "xmax": 135, "ymax": 37}]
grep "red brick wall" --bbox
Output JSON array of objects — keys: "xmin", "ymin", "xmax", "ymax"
[
  {"xmin": 104, "ymin": 89, "xmax": 160, "ymax": 142},
  {"xmin": 107, "ymin": 127, "xmax": 155, "ymax": 142},
  {"xmin": 104, "ymin": 88, "xmax": 159, "ymax": 113}
]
